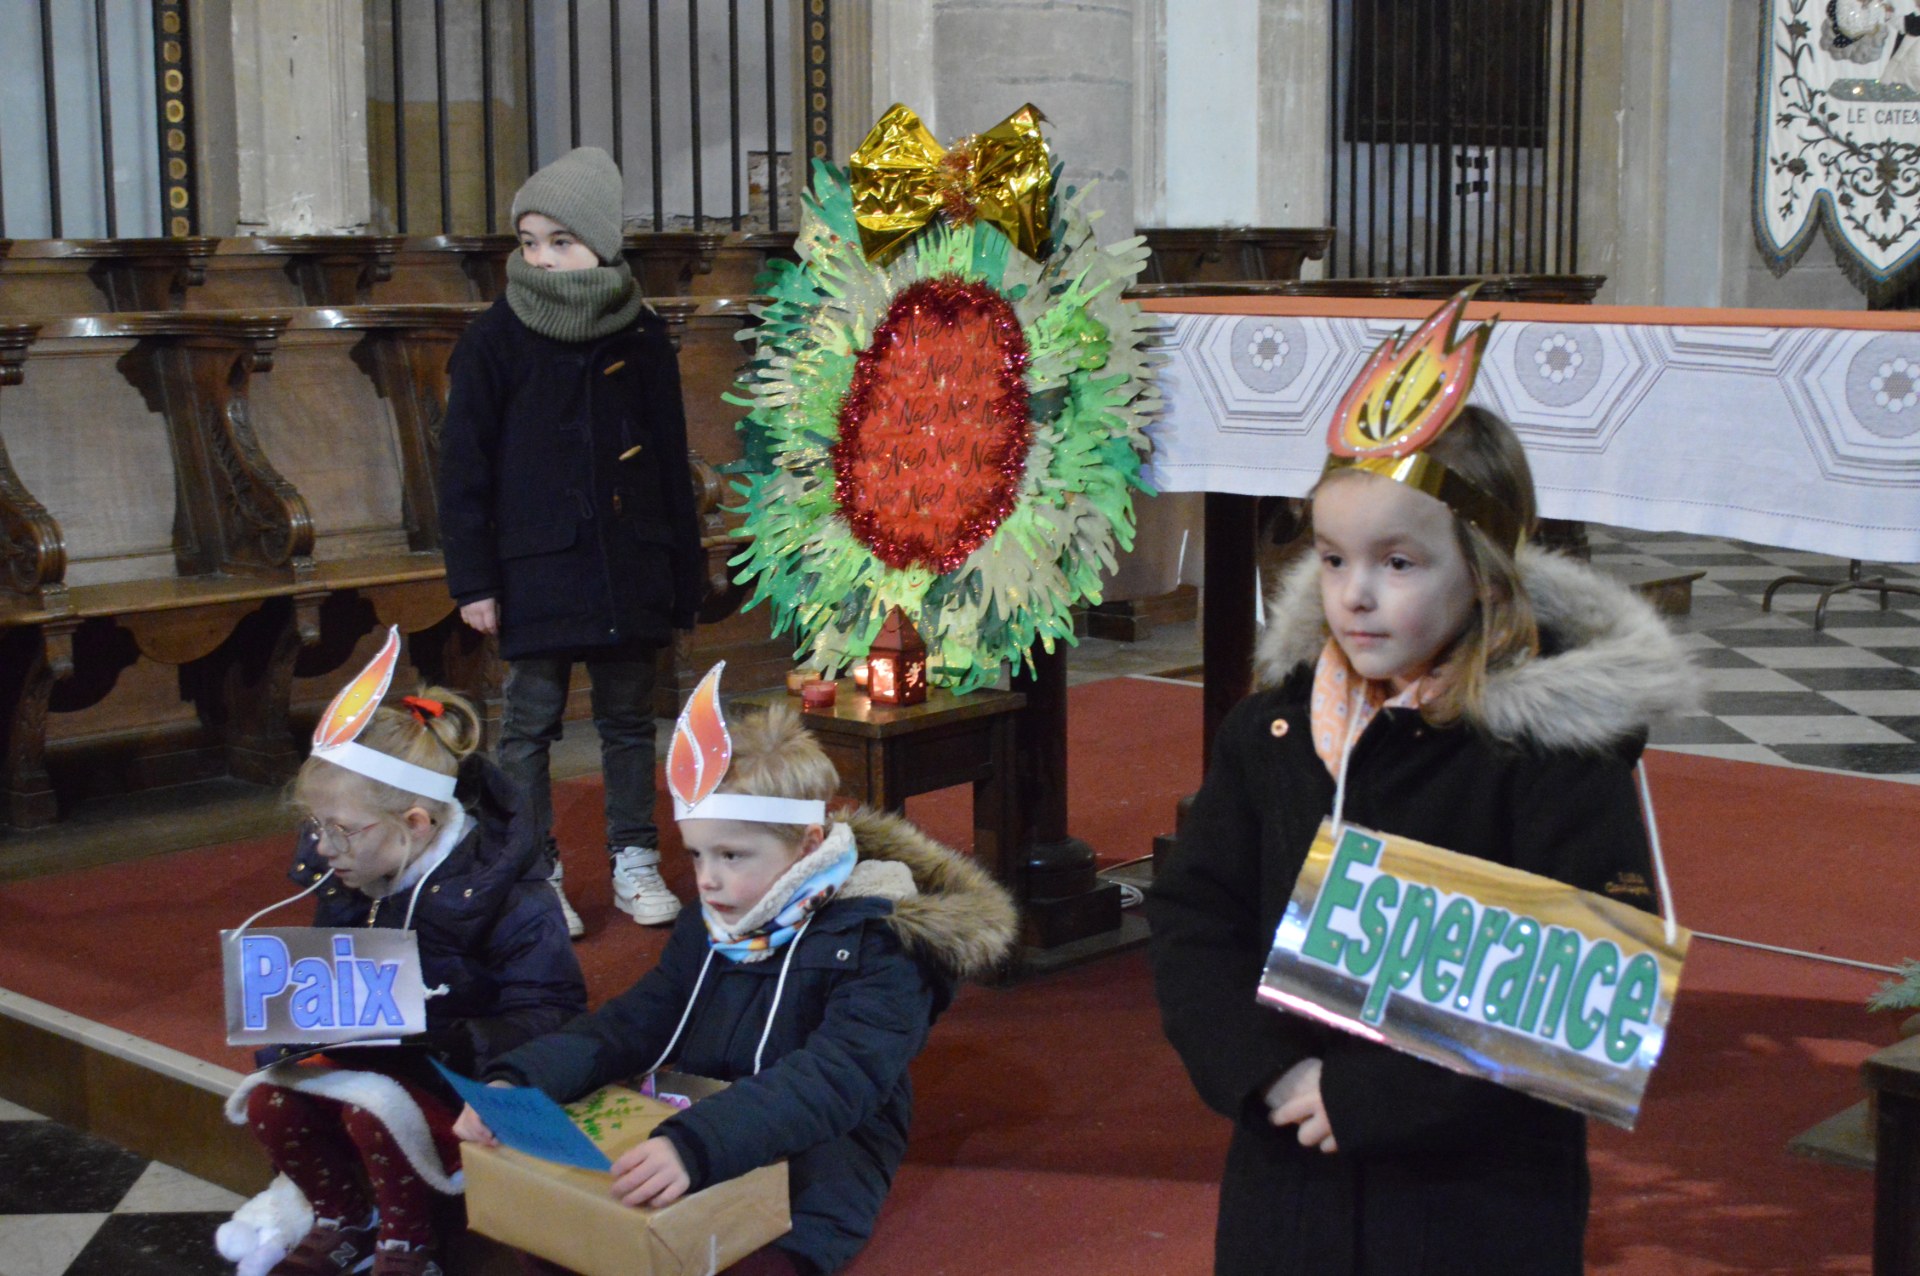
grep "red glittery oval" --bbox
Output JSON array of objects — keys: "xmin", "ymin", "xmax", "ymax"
[{"xmin": 833, "ymin": 277, "xmax": 1032, "ymax": 573}]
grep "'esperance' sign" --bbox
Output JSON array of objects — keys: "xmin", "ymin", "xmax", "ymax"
[{"xmin": 1261, "ymin": 820, "xmax": 1688, "ymax": 1129}]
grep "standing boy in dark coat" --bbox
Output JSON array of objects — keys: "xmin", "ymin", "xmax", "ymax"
[{"xmin": 438, "ymin": 146, "xmax": 705, "ymax": 934}]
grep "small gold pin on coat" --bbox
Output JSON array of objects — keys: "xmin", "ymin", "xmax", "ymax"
[
  {"xmin": 619, "ymin": 444, "xmax": 644, "ymax": 461},
  {"xmin": 1270, "ymin": 718, "xmax": 1289, "ymax": 738},
  {"xmin": 603, "ymin": 360, "xmax": 626, "ymax": 375}
]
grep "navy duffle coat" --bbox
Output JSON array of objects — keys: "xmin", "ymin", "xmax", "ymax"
[{"xmin": 437, "ymin": 299, "xmax": 705, "ymax": 660}]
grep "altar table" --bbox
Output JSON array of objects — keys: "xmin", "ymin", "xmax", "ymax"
[
  {"xmin": 1142, "ymin": 296, "xmax": 1920, "ymax": 561},
  {"xmin": 1137, "ymin": 296, "xmax": 1920, "ymax": 754}
]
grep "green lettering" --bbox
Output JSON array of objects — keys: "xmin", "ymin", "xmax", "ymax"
[
  {"xmin": 1566, "ymin": 941, "xmax": 1621, "ymax": 1052},
  {"xmin": 1605, "ymin": 953, "xmax": 1661, "ymax": 1064},
  {"xmin": 1360, "ymin": 885, "xmax": 1438, "ymax": 1023},
  {"xmin": 1300, "ymin": 830, "xmax": 1382, "ymax": 966},
  {"xmin": 1519, "ymin": 927, "xmax": 1585, "ymax": 1038},
  {"xmin": 1344, "ymin": 872, "xmax": 1401, "ymax": 979},
  {"xmin": 1455, "ymin": 907, "xmax": 1512, "ymax": 1011},
  {"xmin": 1483, "ymin": 916, "xmax": 1541, "ymax": 1027},
  {"xmin": 1421, "ymin": 898, "xmax": 1476, "ymax": 1005}
]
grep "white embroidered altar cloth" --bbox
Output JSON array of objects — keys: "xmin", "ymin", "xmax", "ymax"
[{"xmin": 1141, "ymin": 298, "xmax": 1920, "ymax": 563}]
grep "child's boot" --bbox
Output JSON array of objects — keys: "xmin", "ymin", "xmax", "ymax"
[
  {"xmin": 546, "ymin": 861, "xmax": 585, "ymax": 939},
  {"xmin": 610, "ymin": 845, "xmax": 681, "ymax": 925},
  {"xmin": 371, "ymin": 1238, "xmax": 444, "ymax": 1276}
]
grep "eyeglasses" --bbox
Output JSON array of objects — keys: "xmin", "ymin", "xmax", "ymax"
[{"xmin": 299, "ymin": 816, "xmax": 382, "ymax": 856}]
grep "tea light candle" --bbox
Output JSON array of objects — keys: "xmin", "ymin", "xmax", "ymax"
[
  {"xmin": 801, "ymin": 680, "xmax": 838, "ymax": 710},
  {"xmin": 851, "ymin": 660, "xmax": 870, "ymax": 688},
  {"xmin": 785, "ymin": 668, "xmax": 812, "ymax": 695}
]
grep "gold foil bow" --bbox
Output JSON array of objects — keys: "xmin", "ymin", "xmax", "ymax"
[{"xmin": 849, "ymin": 103, "xmax": 1054, "ymax": 263}]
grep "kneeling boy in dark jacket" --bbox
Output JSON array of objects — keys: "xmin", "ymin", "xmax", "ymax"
[{"xmin": 455, "ymin": 669, "xmax": 1017, "ymax": 1274}]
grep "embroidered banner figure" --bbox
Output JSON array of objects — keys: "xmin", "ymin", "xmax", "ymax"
[{"xmin": 1759, "ymin": 0, "xmax": 1920, "ymax": 288}]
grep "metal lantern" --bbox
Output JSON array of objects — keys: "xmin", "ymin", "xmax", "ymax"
[{"xmin": 867, "ymin": 606, "xmax": 928, "ymax": 706}]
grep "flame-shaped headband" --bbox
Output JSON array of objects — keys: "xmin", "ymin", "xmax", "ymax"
[
  {"xmin": 668, "ymin": 662, "xmax": 828, "ymax": 826},
  {"xmin": 1320, "ymin": 288, "xmax": 1523, "ymax": 552},
  {"xmin": 309, "ymin": 626, "xmax": 458, "ymax": 803}
]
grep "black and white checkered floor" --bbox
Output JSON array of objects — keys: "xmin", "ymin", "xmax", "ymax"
[
  {"xmin": 0, "ymin": 1094, "xmax": 239, "ymax": 1275},
  {"xmin": 1589, "ymin": 528, "xmax": 1920, "ymax": 780}
]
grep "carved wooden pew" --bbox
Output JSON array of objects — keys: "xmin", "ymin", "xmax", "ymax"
[
  {"xmin": 1139, "ymin": 227, "xmax": 1335, "ymax": 285},
  {"xmin": 0, "ymin": 311, "xmax": 317, "ymax": 826},
  {"xmin": 0, "ymin": 238, "xmax": 220, "ymax": 315},
  {"xmin": 384, "ymin": 230, "xmax": 799, "ymax": 305},
  {"xmin": 259, "ymin": 304, "xmax": 497, "ymax": 738},
  {"xmin": 193, "ymin": 236, "xmax": 412, "ymax": 311}
]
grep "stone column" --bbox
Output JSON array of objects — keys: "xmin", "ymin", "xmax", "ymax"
[
  {"xmin": 932, "ymin": 0, "xmax": 1138, "ymax": 239},
  {"xmin": 229, "ymin": 0, "xmax": 372, "ymax": 234},
  {"xmin": 1256, "ymin": 0, "xmax": 1330, "ymax": 232}
]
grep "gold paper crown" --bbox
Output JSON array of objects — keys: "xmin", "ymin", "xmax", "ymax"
[{"xmin": 1321, "ymin": 289, "xmax": 1522, "ymax": 552}]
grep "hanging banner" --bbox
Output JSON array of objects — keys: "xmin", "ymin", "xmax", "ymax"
[
  {"xmin": 1758, "ymin": 0, "xmax": 1920, "ymax": 288},
  {"xmin": 1260, "ymin": 821, "xmax": 1688, "ymax": 1130},
  {"xmin": 222, "ymin": 927, "xmax": 428, "ymax": 1048}
]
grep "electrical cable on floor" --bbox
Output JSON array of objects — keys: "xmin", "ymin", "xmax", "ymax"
[{"xmin": 1695, "ymin": 930, "xmax": 1901, "ymax": 975}]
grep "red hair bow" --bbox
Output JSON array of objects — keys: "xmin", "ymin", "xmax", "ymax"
[{"xmin": 401, "ymin": 695, "xmax": 445, "ymax": 724}]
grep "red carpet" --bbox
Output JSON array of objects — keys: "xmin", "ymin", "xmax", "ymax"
[{"xmin": 0, "ymin": 675, "xmax": 1904, "ymax": 1274}]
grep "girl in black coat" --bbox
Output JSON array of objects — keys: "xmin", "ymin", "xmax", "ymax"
[
  {"xmin": 225, "ymin": 684, "xmax": 587, "ymax": 1276},
  {"xmin": 457, "ymin": 702, "xmax": 1018, "ymax": 1275},
  {"xmin": 1148, "ymin": 402, "xmax": 1695, "ymax": 1276}
]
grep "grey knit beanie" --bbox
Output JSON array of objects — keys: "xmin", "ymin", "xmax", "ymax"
[{"xmin": 511, "ymin": 146, "xmax": 626, "ymax": 264}]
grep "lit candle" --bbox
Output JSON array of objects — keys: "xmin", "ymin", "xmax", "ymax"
[{"xmin": 852, "ymin": 660, "xmax": 870, "ymax": 688}]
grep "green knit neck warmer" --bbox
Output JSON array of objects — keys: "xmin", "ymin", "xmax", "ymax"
[{"xmin": 505, "ymin": 252, "xmax": 645, "ymax": 343}]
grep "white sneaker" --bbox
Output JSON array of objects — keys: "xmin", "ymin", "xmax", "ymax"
[
  {"xmin": 611, "ymin": 845, "xmax": 682, "ymax": 925},
  {"xmin": 547, "ymin": 862, "xmax": 585, "ymax": 940}
]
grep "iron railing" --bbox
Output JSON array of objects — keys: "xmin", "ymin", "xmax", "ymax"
[
  {"xmin": 1328, "ymin": 0, "xmax": 1584, "ymax": 278},
  {"xmin": 0, "ymin": 0, "xmax": 182, "ymax": 239},
  {"xmin": 367, "ymin": 0, "xmax": 798, "ymax": 236}
]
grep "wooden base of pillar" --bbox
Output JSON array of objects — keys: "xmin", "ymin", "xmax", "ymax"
[{"xmin": 1020, "ymin": 879, "xmax": 1123, "ymax": 949}]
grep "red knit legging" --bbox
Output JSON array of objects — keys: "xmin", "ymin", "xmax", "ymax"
[{"xmin": 245, "ymin": 1076, "xmax": 462, "ymax": 1250}]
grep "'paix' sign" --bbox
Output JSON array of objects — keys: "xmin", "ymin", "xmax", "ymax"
[
  {"xmin": 1262, "ymin": 820, "xmax": 1687, "ymax": 1128},
  {"xmin": 222, "ymin": 927, "xmax": 429, "ymax": 1048}
]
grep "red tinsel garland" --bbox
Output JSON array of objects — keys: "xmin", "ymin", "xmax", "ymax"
[{"xmin": 832, "ymin": 277, "xmax": 1033, "ymax": 572}]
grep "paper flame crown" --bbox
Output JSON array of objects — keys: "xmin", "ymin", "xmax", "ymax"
[
  {"xmin": 667, "ymin": 662, "xmax": 829, "ymax": 826},
  {"xmin": 309, "ymin": 626, "xmax": 458, "ymax": 804},
  {"xmin": 1321, "ymin": 289, "xmax": 1523, "ymax": 551}
]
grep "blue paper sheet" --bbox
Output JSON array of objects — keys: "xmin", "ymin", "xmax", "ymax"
[{"xmin": 433, "ymin": 1060, "xmax": 611, "ymax": 1172}]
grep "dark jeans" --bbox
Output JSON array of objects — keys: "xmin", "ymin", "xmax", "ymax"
[{"xmin": 498, "ymin": 651, "xmax": 660, "ymax": 869}]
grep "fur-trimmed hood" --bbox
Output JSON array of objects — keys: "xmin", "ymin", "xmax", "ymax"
[
  {"xmin": 1254, "ymin": 544, "xmax": 1699, "ymax": 752},
  {"xmin": 841, "ymin": 808, "xmax": 1018, "ymax": 982}
]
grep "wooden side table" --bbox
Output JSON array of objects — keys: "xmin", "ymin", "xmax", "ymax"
[{"xmin": 735, "ymin": 684, "xmax": 1026, "ymax": 889}]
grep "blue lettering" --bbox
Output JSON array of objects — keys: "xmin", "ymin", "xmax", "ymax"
[
  {"xmin": 288, "ymin": 958, "xmax": 335, "ymax": 1029},
  {"xmin": 333, "ymin": 936, "xmax": 356, "ymax": 1027},
  {"xmin": 355, "ymin": 960, "xmax": 405, "ymax": 1027},
  {"xmin": 240, "ymin": 936, "xmax": 289, "ymax": 1031}
]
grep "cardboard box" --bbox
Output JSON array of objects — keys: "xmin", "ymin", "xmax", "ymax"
[{"xmin": 463, "ymin": 1074, "xmax": 790, "ymax": 1276}]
